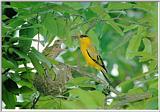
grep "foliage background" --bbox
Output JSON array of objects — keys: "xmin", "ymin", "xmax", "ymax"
[{"xmin": 2, "ymin": 1, "xmax": 158, "ymax": 109}]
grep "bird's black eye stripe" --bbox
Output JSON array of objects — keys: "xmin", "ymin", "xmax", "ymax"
[{"xmin": 80, "ymin": 35, "xmax": 88, "ymax": 38}]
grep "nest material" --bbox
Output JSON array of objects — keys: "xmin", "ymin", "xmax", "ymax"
[
  {"xmin": 33, "ymin": 63, "xmax": 72, "ymax": 96},
  {"xmin": 33, "ymin": 74, "xmax": 66, "ymax": 96}
]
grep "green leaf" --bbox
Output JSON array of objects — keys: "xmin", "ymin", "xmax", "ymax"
[
  {"xmin": 148, "ymin": 88, "xmax": 157, "ymax": 97},
  {"xmin": 31, "ymin": 47, "xmax": 52, "ymax": 68},
  {"xmin": 16, "ymin": 101, "xmax": 31, "ymax": 109},
  {"xmin": 13, "ymin": 49, "xmax": 30, "ymax": 61},
  {"xmin": 56, "ymin": 18, "xmax": 66, "ymax": 37},
  {"xmin": 107, "ymin": 2, "xmax": 134, "ymax": 10},
  {"xmin": 19, "ymin": 24, "xmax": 37, "ymax": 52},
  {"xmin": 17, "ymin": 79, "xmax": 33, "ymax": 89},
  {"xmin": 148, "ymin": 60, "xmax": 157, "ymax": 71},
  {"xmin": 146, "ymin": 97, "xmax": 158, "ymax": 109},
  {"xmin": 2, "ymin": 75, "xmax": 8, "ymax": 83},
  {"xmin": 89, "ymin": 90, "xmax": 105, "ymax": 107},
  {"xmin": 88, "ymin": 30, "xmax": 99, "ymax": 50},
  {"xmin": 64, "ymin": 34, "xmax": 72, "ymax": 47},
  {"xmin": 2, "ymin": 25, "xmax": 11, "ymax": 37},
  {"xmin": 43, "ymin": 16, "xmax": 72, "ymax": 46},
  {"xmin": 8, "ymin": 17, "xmax": 25, "ymax": 29},
  {"xmin": 142, "ymin": 38, "xmax": 152, "ymax": 54},
  {"xmin": 28, "ymin": 52, "xmax": 44, "ymax": 76},
  {"xmin": 118, "ymin": 80, "xmax": 134, "ymax": 93},
  {"xmin": 66, "ymin": 77, "xmax": 95, "ymax": 88},
  {"xmin": 19, "ymin": 86, "xmax": 33, "ymax": 93},
  {"xmin": 68, "ymin": 88, "xmax": 105, "ymax": 109},
  {"xmin": 62, "ymin": 99, "xmax": 85, "ymax": 109},
  {"xmin": 9, "ymin": 37, "xmax": 19, "ymax": 44},
  {"xmin": 2, "ymin": 57, "xmax": 15, "ymax": 69},
  {"xmin": 134, "ymin": 2, "xmax": 156, "ymax": 12},
  {"xmin": 4, "ymin": 78, "xmax": 19, "ymax": 95},
  {"xmin": 126, "ymin": 26, "xmax": 147, "ymax": 59},
  {"xmin": 90, "ymin": 4, "xmax": 124, "ymax": 36},
  {"xmin": 96, "ymin": 84, "xmax": 104, "ymax": 92},
  {"xmin": 10, "ymin": 72, "xmax": 21, "ymax": 82},
  {"xmin": 127, "ymin": 51, "xmax": 154, "ymax": 62},
  {"xmin": 89, "ymin": 3, "xmax": 104, "ymax": 17},
  {"xmin": 20, "ymin": 71, "xmax": 34, "ymax": 82},
  {"xmin": 127, "ymin": 100, "xmax": 146, "ymax": 109},
  {"xmin": 45, "ymin": 3, "xmax": 75, "ymax": 14},
  {"xmin": 11, "ymin": 2, "xmax": 43, "ymax": 9},
  {"xmin": 2, "ymin": 15, "xmax": 9, "ymax": 20},
  {"xmin": 149, "ymin": 79, "xmax": 158, "ymax": 89},
  {"xmin": 62, "ymin": 89, "xmax": 105, "ymax": 109},
  {"xmin": 84, "ymin": 8, "xmax": 97, "ymax": 20},
  {"xmin": 64, "ymin": 2, "xmax": 85, "ymax": 10},
  {"xmin": 94, "ymin": 22, "xmax": 105, "ymax": 37},
  {"xmin": 36, "ymin": 96, "xmax": 61, "ymax": 109},
  {"xmin": 104, "ymin": 14, "xmax": 124, "ymax": 36},
  {"xmin": 13, "ymin": 36, "xmax": 34, "ymax": 42},
  {"xmin": 128, "ymin": 87, "xmax": 144, "ymax": 95},
  {"xmin": 59, "ymin": 20, "xmax": 72, "ymax": 46},
  {"xmin": 126, "ymin": 35, "xmax": 141, "ymax": 59},
  {"xmin": 2, "ymin": 85, "xmax": 16, "ymax": 109},
  {"xmin": 148, "ymin": 80, "xmax": 158, "ymax": 97},
  {"xmin": 42, "ymin": 14, "xmax": 57, "ymax": 40},
  {"xmin": 123, "ymin": 25, "xmax": 138, "ymax": 33}
]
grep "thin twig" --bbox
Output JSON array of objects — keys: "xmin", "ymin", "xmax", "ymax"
[
  {"xmin": 85, "ymin": 20, "xmax": 97, "ymax": 34},
  {"xmin": 71, "ymin": 20, "xmax": 90, "ymax": 30},
  {"xmin": 31, "ymin": 94, "xmax": 40, "ymax": 109},
  {"xmin": 71, "ymin": 14, "xmax": 86, "ymax": 20},
  {"xmin": 2, "ymin": 68, "xmax": 10, "ymax": 75},
  {"xmin": 2, "ymin": 35, "xmax": 44, "ymax": 42},
  {"xmin": 71, "ymin": 17, "xmax": 120, "ymax": 31},
  {"xmin": 37, "ymin": 13, "xmax": 40, "ymax": 51},
  {"xmin": 106, "ymin": 10, "xmax": 126, "ymax": 15},
  {"xmin": 84, "ymin": 17, "xmax": 121, "ymax": 34}
]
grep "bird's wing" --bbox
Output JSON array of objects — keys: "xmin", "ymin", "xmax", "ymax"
[
  {"xmin": 86, "ymin": 44, "xmax": 98, "ymax": 60},
  {"xmin": 86, "ymin": 44, "xmax": 107, "ymax": 72}
]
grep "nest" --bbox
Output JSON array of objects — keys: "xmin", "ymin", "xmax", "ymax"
[
  {"xmin": 33, "ymin": 74, "xmax": 66, "ymax": 96},
  {"xmin": 33, "ymin": 63, "xmax": 72, "ymax": 96}
]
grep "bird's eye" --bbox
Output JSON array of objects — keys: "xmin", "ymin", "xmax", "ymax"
[{"xmin": 80, "ymin": 35, "xmax": 88, "ymax": 38}]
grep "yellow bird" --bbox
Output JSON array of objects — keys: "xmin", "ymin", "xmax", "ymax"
[{"xmin": 79, "ymin": 35, "xmax": 112, "ymax": 85}]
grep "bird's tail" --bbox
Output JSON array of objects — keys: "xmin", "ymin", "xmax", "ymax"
[{"xmin": 101, "ymin": 69, "xmax": 113, "ymax": 87}]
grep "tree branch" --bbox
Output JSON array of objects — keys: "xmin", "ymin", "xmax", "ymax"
[
  {"xmin": 107, "ymin": 92, "xmax": 152, "ymax": 109},
  {"xmin": 70, "ymin": 66, "xmax": 120, "ymax": 95}
]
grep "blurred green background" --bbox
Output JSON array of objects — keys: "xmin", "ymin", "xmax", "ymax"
[{"xmin": 2, "ymin": 1, "xmax": 158, "ymax": 109}]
